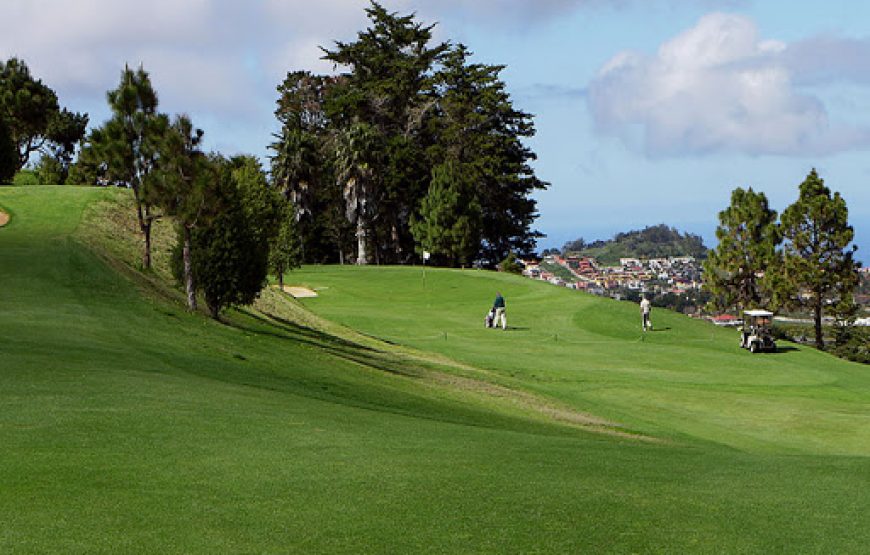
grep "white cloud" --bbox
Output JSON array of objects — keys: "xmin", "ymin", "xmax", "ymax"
[{"xmin": 588, "ymin": 13, "xmax": 870, "ymax": 157}]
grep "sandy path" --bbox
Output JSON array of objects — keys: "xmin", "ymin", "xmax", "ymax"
[
  {"xmin": 0, "ymin": 211, "xmax": 9, "ymax": 227},
  {"xmin": 281, "ymin": 285, "xmax": 318, "ymax": 298}
]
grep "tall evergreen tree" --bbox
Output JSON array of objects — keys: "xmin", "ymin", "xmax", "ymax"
[
  {"xmin": 145, "ymin": 115, "xmax": 213, "ymax": 310},
  {"xmin": 89, "ymin": 65, "xmax": 163, "ymax": 269},
  {"xmin": 189, "ymin": 163, "xmax": 270, "ymax": 319},
  {"xmin": 427, "ymin": 45, "xmax": 547, "ymax": 265},
  {"xmin": 704, "ymin": 187, "xmax": 780, "ymax": 312},
  {"xmin": 269, "ymin": 5, "xmax": 547, "ymax": 267},
  {"xmin": 323, "ymin": 1, "xmax": 448, "ymax": 262},
  {"xmin": 411, "ymin": 161, "xmax": 481, "ymax": 267},
  {"xmin": 270, "ymin": 201, "xmax": 302, "ymax": 289},
  {"xmin": 773, "ymin": 169, "xmax": 860, "ymax": 349}
]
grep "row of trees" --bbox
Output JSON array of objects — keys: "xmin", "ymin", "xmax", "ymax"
[
  {"xmin": 270, "ymin": 2, "xmax": 547, "ymax": 267},
  {"xmin": 79, "ymin": 66, "xmax": 299, "ymax": 318},
  {"xmin": 704, "ymin": 169, "xmax": 861, "ymax": 350}
]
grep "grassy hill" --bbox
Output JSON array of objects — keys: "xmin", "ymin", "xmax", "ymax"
[
  {"xmin": 565, "ymin": 224, "xmax": 707, "ymax": 264},
  {"xmin": 2, "ymin": 186, "xmax": 870, "ymax": 553}
]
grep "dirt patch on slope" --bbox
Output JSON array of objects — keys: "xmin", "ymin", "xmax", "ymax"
[{"xmin": 0, "ymin": 211, "xmax": 9, "ymax": 227}]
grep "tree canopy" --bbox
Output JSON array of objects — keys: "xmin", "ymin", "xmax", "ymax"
[
  {"xmin": 0, "ymin": 57, "xmax": 87, "ymax": 175},
  {"xmin": 771, "ymin": 169, "xmax": 860, "ymax": 349},
  {"xmin": 703, "ymin": 187, "xmax": 779, "ymax": 312},
  {"xmin": 270, "ymin": 1, "xmax": 547, "ymax": 267},
  {"xmin": 87, "ymin": 65, "xmax": 163, "ymax": 268}
]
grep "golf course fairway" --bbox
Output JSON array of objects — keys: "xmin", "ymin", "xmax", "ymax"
[{"xmin": 2, "ymin": 186, "xmax": 869, "ymax": 553}]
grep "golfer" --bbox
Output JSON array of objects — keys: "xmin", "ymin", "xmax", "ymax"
[
  {"xmin": 640, "ymin": 295, "xmax": 651, "ymax": 331},
  {"xmin": 493, "ymin": 292, "xmax": 507, "ymax": 330}
]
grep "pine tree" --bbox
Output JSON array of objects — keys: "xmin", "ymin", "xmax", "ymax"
[
  {"xmin": 323, "ymin": 1, "xmax": 448, "ymax": 262},
  {"xmin": 89, "ymin": 65, "xmax": 163, "ymax": 269},
  {"xmin": 270, "ymin": 201, "xmax": 302, "ymax": 289},
  {"xmin": 427, "ymin": 45, "xmax": 547, "ymax": 265},
  {"xmin": 411, "ymin": 161, "xmax": 481, "ymax": 267},
  {"xmin": 704, "ymin": 187, "xmax": 780, "ymax": 312},
  {"xmin": 774, "ymin": 169, "xmax": 860, "ymax": 349},
  {"xmin": 189, "ymin": 164, "xmax": 270, "ymax": 319},
  {"xmin": 144, "ymin": 115, "xmax": 213, "ymax": 310}
]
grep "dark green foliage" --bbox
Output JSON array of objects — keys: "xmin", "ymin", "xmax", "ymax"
[
  {"xmin": 411, "ymin": 162, "xmax": 481, "ymax": 267},
  {"xmin": 144, "ymin": 115, "xmax": 213, "ymax": 309},
  {"xmin": 561, "ymin": 238, "xmax": 586, "ymax": 253},
  {"xmin": 0, "ymin": 57, "xmax": 87, "ymax": 171},
  {"xmin": 704, "ymin": 187, "xmax": 780, "ymax": 312},
  {"xmin": 568, "ymin": 224, "xmax": 707, "ymax": 264},
  {"xmin": 322, "ymin": 2, "xmax": 446, "ymax": 264},
  {"xmin": 429, "ymin": 45, "xmax": 547, "ymax": 265},
  {"xmin": 12, "ymin": 169, "xmax": 39, "ymax": 186},
  {"xmin": 88, "ymin": 65, "xmax": 163, "ymax": 268},
  {"xmin": 189, "ymin": 166, "xmax": 270, "ymax": 319},
  {"xmin": 270, "ymin": 4, "xmax": 546, "ymax": 267},
  {"xmin": 830, "ymin": 326, "xmax": 870, "ymax": 364},
  {"xmin": 33, "ymin": 153, "xmax": 64, "ymax": 185},
  {"xmin": 0, "ymin": 117, "xmax": 15, "ymax": 183},
  {"xmin": 772, "ymin": 169, "xmax": 860, "ymax": 349},
  {"xmin": 498, "ymin": 252, "xmax": 524, "ymax": 274},
  {"xmin": 270, "ymin": 201, "xmax": 302, "ymax": 289}
]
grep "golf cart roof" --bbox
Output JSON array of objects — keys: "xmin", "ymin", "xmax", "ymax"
[{"xmin": 743, "ymin": 309, "xmax": 774, "ymax": 317}]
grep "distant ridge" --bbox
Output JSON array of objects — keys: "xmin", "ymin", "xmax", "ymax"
[{"xmin": 561, "ymin": 224, "xmax": 707, "ymax": 265}]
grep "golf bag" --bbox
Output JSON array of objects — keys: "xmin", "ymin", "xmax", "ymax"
[{"xmin": 485, "ymin": 308, "xmax": 495, "ymax": 328}]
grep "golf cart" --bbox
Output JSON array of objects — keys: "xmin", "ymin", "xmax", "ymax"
[{"xmin": 740, "ymin": 309, "xmax": 776, "ymax": 353}]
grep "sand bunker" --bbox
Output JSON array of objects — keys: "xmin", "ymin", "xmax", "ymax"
[
  {"xmin": 281, "ymin": 285, "xmax": 318, "ymax": 298},
  {"xmin": 0, "ymin": 211, "xmax": 9, "ymax": 227}
]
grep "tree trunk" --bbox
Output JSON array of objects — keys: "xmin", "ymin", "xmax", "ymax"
[
  {"xmin": 142, "ymin": 220, "xmax": 152, "ymax": 270},
  {"xmin": 209, "ymin": 303, "xmax": 220, "ymax": 320},
  {"xmin": 356, "ymin": 219, "xmax": 368, "ymax": 265},
  {"xmin": 183, "ymin": 226, "xmax": 196, "ymax": 311},
  {"xmin": 814, "ymin": 296, "xmax": 824, "ymax": 350},
  {"xmin": 278, "ymin": 266, "xmax": 284, "ymax": 290},
  {"xmin": 134, "ymin": 195, "xmax": 153, "ymax": 270}
]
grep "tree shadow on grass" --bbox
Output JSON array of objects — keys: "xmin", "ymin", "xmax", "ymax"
[{"xmin": 226, "ymin": 308, "xmax": 428, "ymax": 380}]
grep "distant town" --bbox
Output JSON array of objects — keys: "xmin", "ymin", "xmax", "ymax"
[
  {"xmin": 520, "ymin": 255, "xmax": 870, "ymax": 328},
  {"xmin": 521, "ymin": 254, "xmax": 708, "ymax": 313}
]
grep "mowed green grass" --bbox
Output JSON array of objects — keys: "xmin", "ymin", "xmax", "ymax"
[
  {"xmin": 293, "ymin": 265, "xmax": 870, "ymax": 456},
  {"xmin": 0, "ymin": 187, "xmax": 869, "ymax": 553}
]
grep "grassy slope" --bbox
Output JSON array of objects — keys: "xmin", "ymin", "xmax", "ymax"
[{"xmin": 1, "ymin": 187, "xmax": 869, "ymax": 553}]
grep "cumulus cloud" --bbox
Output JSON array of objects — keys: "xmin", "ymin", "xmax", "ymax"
[{"xmin": 588, "ymin": 13, "xmax": 870, "ymax": 157}]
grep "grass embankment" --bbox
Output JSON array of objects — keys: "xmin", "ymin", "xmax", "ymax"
[{"xmin": 2, "ymin": 186, "xmax": 870, "ymax": 553}]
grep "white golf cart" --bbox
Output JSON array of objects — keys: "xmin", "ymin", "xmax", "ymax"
[{"xmin": 740, "ymin": 309, "xmax": 777, "ymax": 353}]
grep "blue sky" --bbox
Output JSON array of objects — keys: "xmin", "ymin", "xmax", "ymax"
[{"xmin": 3, "ymin": 0, "xmax": 868, "ymax": 261}]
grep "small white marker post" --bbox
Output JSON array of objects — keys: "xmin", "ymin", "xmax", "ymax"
[{"xmin": 422, "ymin": 250, "xmax": 431, "ymax": 306}]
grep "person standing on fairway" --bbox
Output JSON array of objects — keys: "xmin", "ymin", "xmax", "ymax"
[
  {"xmin": 493, "ymin": 292, "xmax": 507, "ymax": 330},
  {"xmin": 640, "ymin": 295, "xmax": 652, "ymax": 331}
]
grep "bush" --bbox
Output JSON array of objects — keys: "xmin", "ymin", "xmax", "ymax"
[
  {"xmin": 12, "ymin": 169, "xmax": 39, "ymax": 186},
  {"xmin": 498, "ymin": 252, "xmax": 523, "ymax": 274}
]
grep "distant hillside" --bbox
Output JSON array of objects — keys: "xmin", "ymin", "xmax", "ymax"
[{"xmin": 561, "ymin": 224, "xmax": 707, "ymax": 265}]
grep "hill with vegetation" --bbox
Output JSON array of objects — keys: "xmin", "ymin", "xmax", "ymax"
[
  {"xmin": 561, "ymin": 224, "xmax": 707, "ymax": 264},
  {"xmin": 3, "ymin": 187, "xmax": 870, "ymax": 553}
]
